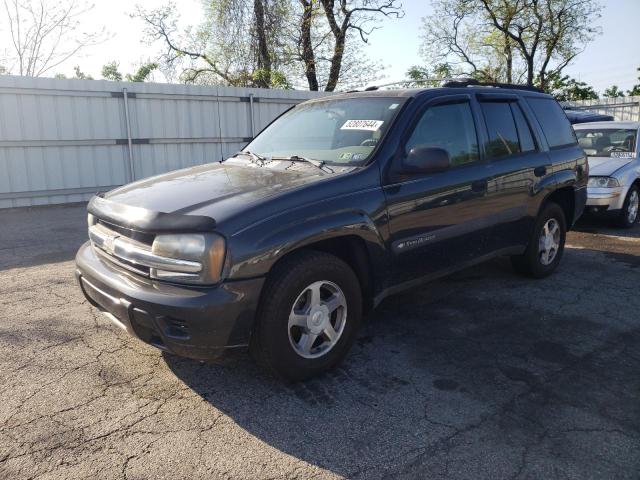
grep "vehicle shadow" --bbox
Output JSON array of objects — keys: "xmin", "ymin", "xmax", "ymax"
[{"xmin": 162, "ymin": 254, "xmax": 640, "ymax": 478}]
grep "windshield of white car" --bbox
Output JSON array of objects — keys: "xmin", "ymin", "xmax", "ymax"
[
  {"xmin": 242, "ymin": 97, "xmax": 406, "ymax": 166},
  {"xmin": 575, "ymin": 128, "xmax": 637, "ymax": 158}
]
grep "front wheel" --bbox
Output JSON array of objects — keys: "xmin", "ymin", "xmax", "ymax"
[
  {"xmin": 615, "ymin": 185, "xmax": 639, "ymax": 228},
  {"xmin": 251, "ymin": 250, "xmax": 362, "ymax": 381},
  {"xmin": 511, "ymin": 202, "xmax": 567, "ymax": 278}
]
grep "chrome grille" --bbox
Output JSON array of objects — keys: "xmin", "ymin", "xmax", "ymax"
[{"xmin": 89, "ymin": 222, "xmax": 202, "ymax": 278}]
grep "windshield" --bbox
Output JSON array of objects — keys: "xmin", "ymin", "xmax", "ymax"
[
  {"xmin": 575, "ymin": 128, "xmax": 637, "ymax": 158},
  {"xmin": 243, "ymin": 97, "xmax": 405, "ymax": 165}
]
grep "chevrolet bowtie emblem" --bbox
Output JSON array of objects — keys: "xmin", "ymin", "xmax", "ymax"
[{"xmin": 103, "ymin": 235, "xmax": 118, "ymax": 255}]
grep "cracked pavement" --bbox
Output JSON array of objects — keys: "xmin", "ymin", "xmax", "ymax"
[{"xmin": 1, "ymin": 204, "xmax": 639, "ymax": 479}]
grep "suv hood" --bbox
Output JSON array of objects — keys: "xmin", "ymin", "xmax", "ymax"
[
  {"xmin": 587, "ymin": 156, "xmax": 634, "ymax": 177},
  {"xmin": 97, "ymin": 159, "xmax": 346, "ymax": 228}
]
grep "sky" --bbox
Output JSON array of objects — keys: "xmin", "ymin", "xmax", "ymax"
[{"xmin": 1, "ymin": 0, "xmax": 638, "ymax": 94}]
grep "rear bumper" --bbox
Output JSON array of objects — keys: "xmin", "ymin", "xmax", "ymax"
[{"xmin": 75, "ymin": 241, "xmax": 264, "ymax": 360}]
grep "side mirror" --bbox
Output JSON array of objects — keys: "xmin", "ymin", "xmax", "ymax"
[{"xmin": 403, "ymin": 146, "xmax": 450, "ymax": 174}]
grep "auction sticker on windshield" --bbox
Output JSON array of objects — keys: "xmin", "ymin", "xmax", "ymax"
[
  {"xmin": 341, "ymin": 120, "xmax": 384, "ymax": 131},
  {"xmin": 611, "ymin": 152, "xmax": 636, "ymax": 158}
]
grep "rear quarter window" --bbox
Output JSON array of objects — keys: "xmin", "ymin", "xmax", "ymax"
[{"xmin": 526, "ymin": 97, "xmax": 577, "ymax": 149}]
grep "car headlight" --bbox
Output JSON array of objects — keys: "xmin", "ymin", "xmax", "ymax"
[
  {"xmin": 588, "ymin": 176, "xmax": 620, "ymax": 188},
  {"xmin": 87, "ymin": 213, "xmax": 96, "ymax": 229},
  {"xmin": 150, "ymin": 233, "xmax": 226, "ymax": 285}
]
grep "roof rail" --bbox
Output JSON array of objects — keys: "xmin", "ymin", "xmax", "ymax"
[{"xmin": 441, "ymin": 79, "xmax": 544, "ymax": 93}]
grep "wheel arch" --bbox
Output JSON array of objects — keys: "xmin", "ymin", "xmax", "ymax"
[{"xmin": 541, "ymin": 186, "xmax": 576, "ymax": 228}]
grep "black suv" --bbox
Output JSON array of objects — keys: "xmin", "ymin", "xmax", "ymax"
[{"xmin": 76, "ymin": 82, "xmax": 587, "ymax": 381}]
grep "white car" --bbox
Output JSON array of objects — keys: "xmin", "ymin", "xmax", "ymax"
[{"xmin": 574, "ymin": 121, "xmax": 640, "ymax": 228}]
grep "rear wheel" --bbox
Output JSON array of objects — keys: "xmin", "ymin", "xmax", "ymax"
[
  {"xmin": 511, "ymin": 202, "xmax": 567, "ymax": 278},
  {"xmin": 251, "ymin": 250, "xmax": 362, "ymax": 381},
  {"xmin": 615, "ymin": 185, "xmax": 639, "ymax": 228}
]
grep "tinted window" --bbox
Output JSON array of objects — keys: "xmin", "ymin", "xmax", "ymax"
[
  {"xmin": 511, "ymin": 103, "xmax": 536, "ymax": 152},
  {"xmin": 406, "ymin": 102, "xmax": 479, "ymax": 167},
  {"xmin": 480, "ymin": 102, "xmax": 520, "ymax": 158},
  {"xmin": 526, "ymin": 97, "xmax": 577, "ymax": 148}
]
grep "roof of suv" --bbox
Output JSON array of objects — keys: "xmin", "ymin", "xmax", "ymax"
[{"xmin": 309, "ymin": 85, "xmax": 552, "ymax": 103}]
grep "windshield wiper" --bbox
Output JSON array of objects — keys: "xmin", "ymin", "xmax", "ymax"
[
  {"xmin": 272, "ymin": 155, "xmax": 327, "ymax": 171},
  {"xmin": 230, "ymin": 150, "xmax": 268, "ymax": 165}
]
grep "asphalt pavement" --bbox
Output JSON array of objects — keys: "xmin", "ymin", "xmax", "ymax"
[{"xmin": 1, "ymin": 204, "xmax": 639, "ymax": 479}]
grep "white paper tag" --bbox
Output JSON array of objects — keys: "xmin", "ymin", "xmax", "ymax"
[
  {"xmin": 340, "ymin": 120, "xmax": 384, "ymax": 131},
  {"xmin": 611, "ymin": 151, "xmax": 635, "ymax": 158}
]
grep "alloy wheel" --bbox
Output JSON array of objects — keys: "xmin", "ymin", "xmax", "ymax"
[
  {"xmin": 627, "ymin": 189, "xmax": 639, "ymax": 224},
  {"xmin": 287, "ymin": 280, "xmax": 347, "ymax": 359},
  {"xmin": 538, "ymin": 218, "xmax": 560, "ymax": 266}
]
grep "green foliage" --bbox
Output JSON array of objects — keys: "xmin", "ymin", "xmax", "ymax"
[
  {"xmin": 546, "ymin": 73, "xmax": 598, "ymax": 101},
  {"xmin": 603, "ymin": 85, "xmax": 624, "ymax": 98},
  {"xmin": 125, "ymin": 63, "xmax": 158, "ymax": 82},
  {"xmin": 406, "ymin": 64, "xmax": 453, "ymax": 86},
  {"xmin": 420, "ymin": 0, "xmax": 602, "ymax": 88},
  {"xmin": 628, "ymin": 68, "xmax": 640, "ymax": 96},
  {"xmin": 101, "ymin": 61, "xmax": 123, "ymax": 81},
  {"xmin": 73, "ymin": 66, "xmax": 93, "ymax": 80},
  {"xmin": 100, "ymin": 61, "xmax": 157, "ymax": 82}
]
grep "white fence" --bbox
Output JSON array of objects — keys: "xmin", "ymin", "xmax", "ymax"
[
  {"xmin": 567, "ymin": 96, "xmax": 640, "ymax": 122},
  {"xmin": 0, "ymin": 76, "xmax": 326, "ymax": 208}
]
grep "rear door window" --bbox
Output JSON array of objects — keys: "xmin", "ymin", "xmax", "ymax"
[
  {"xmin": 510, "ymin": 103, "xmax": 536, "ymax": 153},
  {"xmin": 479, "ymin": 102, "xmax": 521, "ymax": 159},
  {"xmin": 526, "ymin": 97, "xmax": 577, "ymax": 149}
]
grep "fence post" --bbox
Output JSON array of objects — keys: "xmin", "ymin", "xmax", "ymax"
[
  {"xmin": 249, "ymin": 93, "xmax": 256, "ymax": 138},
  {"xmin": 122, "ymin": 88, "xmax": 135, "ymax": 182}
]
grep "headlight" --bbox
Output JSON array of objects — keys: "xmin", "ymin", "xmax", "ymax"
[
  {"xmin": 87, "ymin": 213, "xmax": 96, "ymax": 229},
  {"xmin": 150, "ymin": 233, "xmax": 226, "ymax": 284},
  {"xmin": 588, "ymin": 176, "xmax": 620, "ymax": 188}
]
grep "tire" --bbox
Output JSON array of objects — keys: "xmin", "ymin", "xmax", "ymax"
[
  {"xmin": 251, "ymin": 250, "xmax": 362, "ymax": 382},
  {"xmin": 614, "ymin": 185, "xmax": 639, "ymax": 229},
  {"xmin": 511, "ymin": 202, "xmax": 567, "ymax": 278}
]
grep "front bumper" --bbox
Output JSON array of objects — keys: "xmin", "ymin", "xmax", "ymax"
[
  {"xmin": 75, "ymin": 241, "xmax": 264, "ymax": 360},
  {"xmin": 586, "ymin": 186, "xmax": 625, "ymax": 210}
]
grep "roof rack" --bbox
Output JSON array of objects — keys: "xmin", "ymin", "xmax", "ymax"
[
  {"xmin": 345, "ymin": 77, "xmax": 545, "ymax": 94},
  {"xmin": 441, "ymin": 78, "xmax": 544, "ymax": 93}
]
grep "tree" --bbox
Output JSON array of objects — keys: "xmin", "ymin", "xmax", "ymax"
[
  {"xmin": 125, "ymin": 63, "xmax": 159, "ymax": 83},
  {"xmin": 101, "ymin": 61, "xmax": 159, "ymax": 82},
  {"xmin": 291, "ymin": 0, "xmax": 401, "ymax": 91},
  {"xmin": 546, "ymin": 73, "xmax": 597, "ymax": 101},
  {"xmin": 420, "ymin": 0, "xmax": 602, "ymax": 89},
  {"xmin": 603, "ymin": 85, "xmax": 624, "ymax": 98},
  {"xmin": 628, "ymin": 68, "xmax": 640, "ymax": 96},
  {"xmin": 1, "ymin": 0, "xmax": 105, "ymax": 77},
  {"xmin": 136, "ymin": 2, "xmax": 290, "ymax": 88},
  {"xmin": 420, "ymin": 0, "xmax": 522, "ymax": 83},
  {"xmin": 405, "ymin": 63, "xmax": 453, "ymax": 86},
  {"xmin": 72, "ymin": 65, "xmax": 92, "ymax": 79},
  {"xmin": 137, "ymin": 0, "xmax": 402, "ymax": 91},
  {"xmin": 313, "ymin": 0, "xmax": 402, "ymax": 91},
  {"xmin": 101, "ymin": 61, "xmax": 123, "ymax": 81}
]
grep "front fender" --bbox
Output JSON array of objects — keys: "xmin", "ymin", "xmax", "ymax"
[{"xmin": 225, "ymin": 203, "xmax": 389, "ymax": 282}]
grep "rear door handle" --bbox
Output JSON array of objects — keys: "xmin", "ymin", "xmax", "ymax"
[
  {"xmin": 534, "ymin": 166, "xmax": 547, "ymax": 177},
  {"xmin": 471, "ymin": 180, "xmax": 487, "ymax": 192}
]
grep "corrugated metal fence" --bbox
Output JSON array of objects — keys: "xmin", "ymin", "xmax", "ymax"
[
  {"xmin": 567, "ymin": 96, "xmax": 640, "ymax": 122},
  {"xmin": 0, "ymin": 76, "xmax": 326, "ymax": 208}
]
